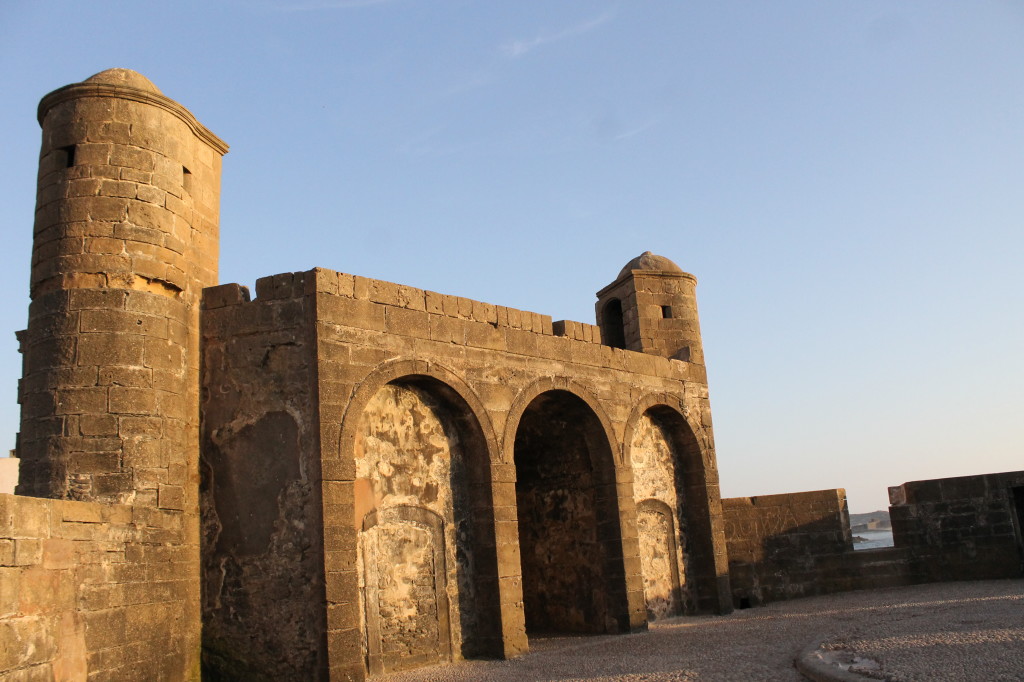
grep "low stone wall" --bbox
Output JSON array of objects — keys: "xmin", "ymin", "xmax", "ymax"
[
  {"xmin": 200, "ymin": 282, "xmax": 327, "ymax": 680},
  {"xmin": 0, "ymin": 493, "xmax": 198, "ymax": 680},
  {"xmin": 889, "ymin": 470, "xmax": 1024, "ymax": 582},
  {"xmin": 724, "ymin": 471, "xmax": 1024, "ymax": 610},
  {"xmin": 722, "ymin": 489, "xmax": 854, "ymax": 607}
]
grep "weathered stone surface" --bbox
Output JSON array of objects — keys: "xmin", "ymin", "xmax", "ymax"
[
  {"xmin": 889, "ymin": 470, "xmax": 1024, "ymax": 582},
  {"xmin": 6, "ymin": 70, "xmax": 736, "ymax": 682},
  {"xmin": 3, "ymin": 68, "xmax": 223, "ymax": 681},
  {"xmin": 722, "ymin": 489, "xmax": 854, "ymax": 608},
  {"xmin": 9, "ymin": 69, "xmax": 1024, "ymax": 682}
]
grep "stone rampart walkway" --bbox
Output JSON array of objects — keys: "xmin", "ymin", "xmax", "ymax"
[{"xmin": 377, "ymin": 579, "xmax": 1023, "ymax": 681}]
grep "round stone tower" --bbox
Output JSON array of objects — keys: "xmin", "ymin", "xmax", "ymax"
[
  {"xmin": 16, "ymin": 69, "xmax": 228, "ymax": 505},
  {"xmin": 595, "ymin": 251, "xmax": 705, "ymax": 364}
]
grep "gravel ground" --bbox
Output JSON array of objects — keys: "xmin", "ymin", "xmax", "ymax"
[{"xmin": 374, "ymin": 579, "xmax": 1023, "ymax": 682}]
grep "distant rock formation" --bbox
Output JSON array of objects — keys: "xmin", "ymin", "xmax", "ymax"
[{"xmin": 849, "ymin": 510, "xmax": 892, "ymax": 533}]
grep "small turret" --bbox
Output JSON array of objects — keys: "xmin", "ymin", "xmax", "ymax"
[
  {"xmin": 595, "ymin": 251, "xmax": 705, "ymax": 364},
  {"xmin": 16, "ymin": 69, "xmax": 228, "ymax": 504}
]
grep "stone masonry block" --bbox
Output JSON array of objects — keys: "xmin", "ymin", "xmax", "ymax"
[
  {"xmin": 77, "ymin": 333, "xmax": 144, "ymax": 367},
  {"xmin": 55, "ymin": 387, "xmax": 107, "ymax": 415},
  {"xmin": 1, "ymin": 496, "xmax": 52, "ymax": 539},
  {"xmin": 310, "ymin": 268, "xmax": 340, "ymax": 295},
  {"xmin": 335, "ymin": 272, "xmax": 355, "ymax": 298},
  {"xmin": 69, "ymin": 452, "xmax": 120, "ymax": 474},
  {"xmin": 12, "ymin": 539, "xmax": 43, "ymax": 566},
  {"xmin": 157, "ymin": 485, "xmax": 184, "ymax": 511},
  {"xmin": 67, "ymin": 288, "xmax": 127, "ymax": 311},
  {"xmin": 0, "ymin": 617, "xmax": 57, "ymax": 669},
  {"xmin": 441, "ymin": 294, "xmax": 459, "ymax": 318},
  {"xmin": 384, "ymin": 306, "xmax": 429, "ymax": 339},
  {"xmin": 352, "ymin": 275, "xmax": 370, "ymax": 300},
  {"xmin": 98, "ymin": 367, "xmax": 152, "ymax": 388},
  {"xmin": 202, "ymin": 283, "xmax": 250, "ymax": 309},
  {"xmin": 327, "ymin": 628, "xmax": 363, "ymax": 676},
  {"xmin": 504, "ymin": 328, "xmax": 538, "ymax": 356},
  {"xmin": 425, "ymin": 291, "xmax": 445, "ymax": 314},
  {"xmin": 84, "ymin": 608, "xmax": 128, "ymax": 651},
  {"xmin": 143, "ymin": 338, "xmax": 183, "ymax": 372},
  {"xmin": 326, "ymin": 571, "xmax": 359, "ymax": 605},
  {"xmin": 319, "ymin": 295, "xmax": 385, "ymax": 332},
  {"xmin": 84, "ymin": 237, "xmax": 125, "ymax": 255},
  {"xmin": 327, "ymin": 603, "xmax": 359, "ymax": 632},
  {"xmin": 322, "ymin": 481, "xmax": 354, "ymax": 507},
  {"xmin": 472, "ymin": 300, "xmax": 498, "ymax": 324},
  {"xmin": 99, "ymin": 179, "xmax": 137, "ymax": 199},
  {"xmin": 428, "ymin": 315, "xmax": 468, "ymax": 345},
  {"xmin": 108, "ymin": 387, "xmax": 158, "ymax": 415},
  {"xmin": 80, "ymin": 310, "xmax": 167, "ymax": 337},
  {"xmin": 41, "ymin": 538, "xmax": 76, "ymax": 570},
  {"xmin": 495, "ymin": 306, "xmax": 509, "ymax": 327},
  {"xmin": 465, "ymin": 321, "xmax": 505, "ymax": 351}
]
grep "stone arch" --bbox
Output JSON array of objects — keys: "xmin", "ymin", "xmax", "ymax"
[
  {"xmin": 635, "ymin": 498, "xmax": 683, "ymax": 619},
  {"xmin": 360, "ymin": 505, "xmax": 450, "ymax": 674},
  {"xmin": 336, "ymin": 358, "xmax": 500, "ymax": 468},
  {"xmin": 509, "ymin": 386, "xmax": 631, "ymax": 635},
  {"xmin": 502, "ymin": 376, "xmax": 622, "ymax": 466},
  {"xmin": 624, "ymin": 393, "xmax": 723, "ymax": 615},
  {"xmin": 334, "ymin": 358, "xmax": 503, "ymax": 673}
]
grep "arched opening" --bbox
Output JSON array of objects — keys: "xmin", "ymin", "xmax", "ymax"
[
  {"xmin": 601, "ymin": 299, "xmax": 626, "ymax": 349},
  {"xmin": 635, "ymin": 498, "xmax": 682, "ymax": 619},
  {"xmin": 629, "ymin": 405, "xmax": 719, "ymax": 616},
  {"xmin": 355, "ymin": 376, "xmax": 500, "ymax": 675},
  {"xmin": 512, "ymin": 390, "xmax": 629, "ymax": 635}
]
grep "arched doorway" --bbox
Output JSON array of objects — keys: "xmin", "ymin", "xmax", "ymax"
[
  {"xmin": 601, "ymin": 298, "xmax": 626, "ymax": 349},
  {"xmin": 628, "ymin": 405, "xmax": 719, "ymax": 617},
  {"xmin": 512, "ymin": 390, "xmax": 628, "ymax": 634},
  {"xmin": 355, "ymin": 376, "xmax": 500, "ymax": 674}
]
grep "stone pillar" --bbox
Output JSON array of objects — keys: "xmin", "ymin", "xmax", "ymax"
[
  {"xmin": 596, "ymin": 252, "xmax": 705, "ymax": 364},
  {"xmin": 16, "ymin": 69, "xmax": 227, "ymax": 506}
]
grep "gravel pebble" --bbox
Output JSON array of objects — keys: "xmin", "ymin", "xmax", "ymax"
[{"xmin": 374, "ymin": 579, "xmax": 1023, "ymax": 681}]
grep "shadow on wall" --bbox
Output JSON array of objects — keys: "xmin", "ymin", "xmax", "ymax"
[
  {"xmin": 723, "ymin": 471, "xmax": 1024, "ymax": 610},
  {"xmin": 889, "ymin": 471, "xmax": 1024, "ymax": 583}
]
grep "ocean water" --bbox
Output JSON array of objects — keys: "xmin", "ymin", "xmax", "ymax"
[{"xmin": 853, "ymin": 529, "xmax": 894, "ymax": 550}]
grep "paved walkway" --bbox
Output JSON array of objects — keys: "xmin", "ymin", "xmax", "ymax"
[{"xmin": 376, "ymin": 579, "xmax": 1023, "ymax": 681}]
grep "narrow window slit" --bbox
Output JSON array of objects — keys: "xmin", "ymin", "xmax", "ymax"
[{"xmin": 58, "ymin": 145, "xmax": 76, "ymax": 168}]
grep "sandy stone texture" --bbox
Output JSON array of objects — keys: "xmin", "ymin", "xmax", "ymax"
[{"xmin": 372, "ymin": 580, "xmax": 1023, "ymax": 682}]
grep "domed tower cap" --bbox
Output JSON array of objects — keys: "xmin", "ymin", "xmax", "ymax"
[
  {"xmin": 38, "ymin": 68, "xmax": 228, "ymax": 154},
  {"xmin": 617, "ymin": 251, "xmax": 685, "ymax": 279},
  {"xmin": 83, "ymin": 68, "xmax": 162, "ymax": 94}
]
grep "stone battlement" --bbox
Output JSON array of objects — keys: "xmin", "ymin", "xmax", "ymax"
[{"xmin": 201, "ymin": 268, "xmax": 702, "ymax": 385}]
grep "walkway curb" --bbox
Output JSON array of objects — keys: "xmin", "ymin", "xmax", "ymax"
[{"xmin": 794, "ymin": 639, "xmax": 878, "ymax": 682}]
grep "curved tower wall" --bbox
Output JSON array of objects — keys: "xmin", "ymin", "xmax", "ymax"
[
  {"xmin": 595, "ymin": 260, "xmax": 705, "ymax": 364},
  {"xmin": 17, "ymin": 70, "xmax": 227, "ymax": 505}
]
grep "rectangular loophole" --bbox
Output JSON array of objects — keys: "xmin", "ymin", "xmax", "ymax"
[
  {"xmin": 57, "ymin": 145, "xmax": 76, "ymax": 168},
  {"xmin": 661, "ymin": 305, "xmax": 673, "ymax": 318},
  {"xmin": 182, "ymin": 166, "xmax": 193, "ymax": 193}
]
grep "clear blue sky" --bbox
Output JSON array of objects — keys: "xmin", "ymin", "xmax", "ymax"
[{"xmin": 1, "ymin": 1, "xmax": 1021, "ymax": 512}]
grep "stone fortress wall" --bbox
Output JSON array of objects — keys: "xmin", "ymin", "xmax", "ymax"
[
  {"xmin": 197, "ymin": 264, "xmax": 731, "ymax": 679},
  {"xmin": 721, "ymin": 471, "xmax": 1024, "ymax": 610},
  {"xmin": 1, "ymin": 70, "xmax": 1021, "ymax": 681},
  {"xmin": 3, "ymin": 69, "xmax": 226, "ymax": 681},
  {"xmin": 2, "ymin": 71, "xmax": 733, "ymax": 681}
]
